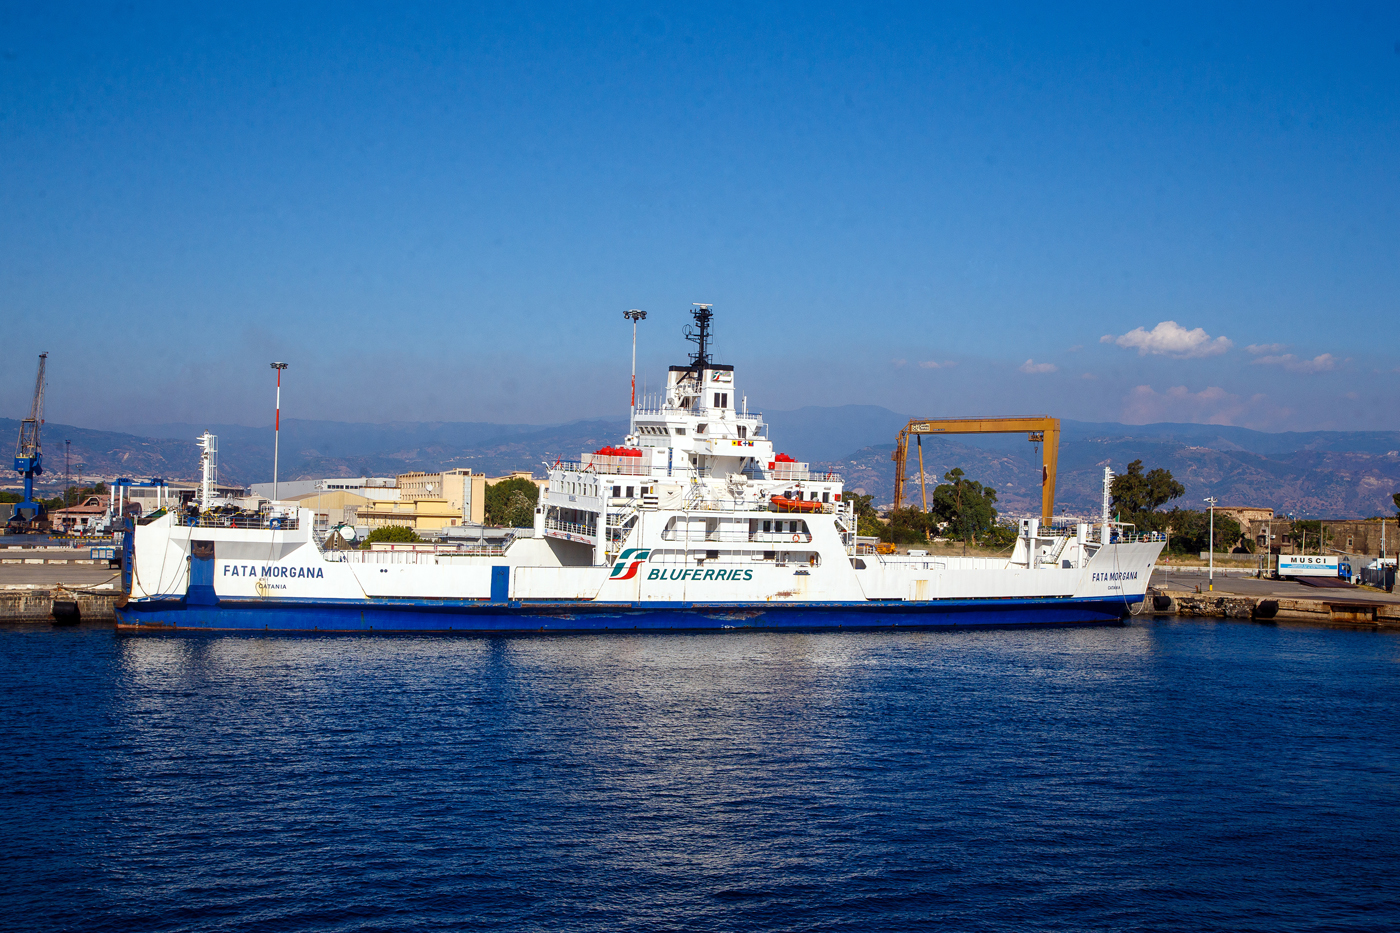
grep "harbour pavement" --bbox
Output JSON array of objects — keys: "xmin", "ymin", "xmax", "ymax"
[{"xmin": 1, "ymin": 552, "xmax": 120, "ymax": 622}]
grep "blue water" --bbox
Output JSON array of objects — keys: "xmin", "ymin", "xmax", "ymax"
[{"xmin": 1, "ymin": 620, "xmax": 1397, "ymax": 932}]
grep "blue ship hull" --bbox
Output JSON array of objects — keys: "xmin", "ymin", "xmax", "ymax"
[{"xmin": 115, "ymin": 595, "xmax": 1140, "ymax": 633}]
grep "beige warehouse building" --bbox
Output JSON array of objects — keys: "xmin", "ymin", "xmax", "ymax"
[{"xmin": 355, "ymin": 469, "xmax": 488, "ymax": 532}]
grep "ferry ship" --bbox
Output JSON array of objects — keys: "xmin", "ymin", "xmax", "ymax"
[{"xmin": 115, "ymin": 307, "xmax": 1164, "ymax": 633}]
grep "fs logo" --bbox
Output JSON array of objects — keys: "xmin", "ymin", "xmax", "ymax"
[{"xmin": 609, "ymin": 548, "xmax": 652, "ymax": 580}]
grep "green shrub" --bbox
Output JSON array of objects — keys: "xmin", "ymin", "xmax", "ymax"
[{"xmin": 361, "ymin": 525, "xmax": 422, "ymax": 547}]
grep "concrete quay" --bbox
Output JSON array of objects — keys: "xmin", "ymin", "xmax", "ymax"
[
  {"xmin": 1148, "ymin": 568, "xmax": 1400, "ymax": 629},
  {"xmin": 1, "ymin": 556, "xmax": 120, "ymax": 623}
]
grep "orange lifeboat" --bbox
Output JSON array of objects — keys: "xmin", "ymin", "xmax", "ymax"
[{"xmin": 771, "ymin": 495, "xmax": 825, "ymax": 513}]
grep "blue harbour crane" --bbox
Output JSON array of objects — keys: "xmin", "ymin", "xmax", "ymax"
[{"xmin": 9, "ymin": 353, "xmax": 48, "ymax": 533}]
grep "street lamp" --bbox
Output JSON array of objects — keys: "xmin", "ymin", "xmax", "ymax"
[
  {"xmin": 1204, "ymin": 496, "xmax": 1217, "ymax": 591},
  {"xmin": 624, "ymin": 309, "xmax": 646, "ymax": 434},
  {"xmin": 271, "ymin": 362, "xmax": 288, "ymax": 502}
]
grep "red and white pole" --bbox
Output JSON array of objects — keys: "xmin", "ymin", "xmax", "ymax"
[
  {"xmin": 624, "ymin": 309, "xmax": 646, "ymax": 435},
  {"xmin": 271, "ymin": 362, "xmax": 288, "ymax": 502}
]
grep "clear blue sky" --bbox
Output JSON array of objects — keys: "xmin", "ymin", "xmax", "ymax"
[{"xmin": 3, "ymin": 3, "xmax": 1398, "ymax": 432}]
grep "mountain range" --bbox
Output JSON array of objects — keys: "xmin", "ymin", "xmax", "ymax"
[{"xmin": 4, "ymin": 408, "xmax": 1398, "ymax": 518}]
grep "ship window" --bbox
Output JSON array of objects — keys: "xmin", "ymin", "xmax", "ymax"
[
  {"xmin": 822, "ymin": 492, "xmax": 829, "ymax": 502},
  {"xmin": 675, "ymin": 428, "xmax": 685, "ymax": 435},
  {"xmin": 625, "ymin": 486, "xmax": 634, "ymax": 498},
  {"xmin": 706, "ymin": 549, "xmax": 719, "ymax": 559},
  {"xmin": 738, "ymin": 426, "xmax": 747, "ymax": 439},
  {"xmin": 851, "ymin": 558, "xmax": 867, "ymax": 570},
  {"xmin": 763, "ymin": 520, "xmax": 772, "ymax": 533},
  {"xmin": 764, "ymin": 551, "xmax": 776, "ymax": 560},
  {"xmin": 612, "ymin": 486, "xmax": 621, "ymax": 498},
  {"xmin": 696, "ymin": 424, "xmax": 706, "ymax": 434}
]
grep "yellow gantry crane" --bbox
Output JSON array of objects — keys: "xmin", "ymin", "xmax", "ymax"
[{"xmin": 891, "ymin": 416, "xmax": 1061, "ymax": 524}]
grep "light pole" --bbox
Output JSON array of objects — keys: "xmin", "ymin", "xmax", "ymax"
[
  {"xmin": 271, "ymin": 362, "xmax": 288, "ymax": 502},
  {"xmin": 1204, "ymin": 496, "xmax": 1217, "ymax": 591},
  {"xmin": 624, "ymin": 309, "xmax": 646, "ymax": 434}
]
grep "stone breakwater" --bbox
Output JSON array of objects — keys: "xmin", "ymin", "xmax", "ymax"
[{"xmin": 1150, "ymin": 590, "xmax": 1400, "ymax": 628}]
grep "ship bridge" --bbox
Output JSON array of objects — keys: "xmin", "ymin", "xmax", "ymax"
[{"xmin": 540, "ymin": 306, "xmax": 846, "ymax": 565}]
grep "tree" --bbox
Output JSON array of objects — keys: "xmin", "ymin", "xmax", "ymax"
[
  {"xmin": 1110, "ymin": 460, "xmax": 1185, "ymax": 515},
  {"xmin": 843, "ymin": 491, "xmax": 884, "ymax": 538},
  {"xmin": 878, "ymin": 507, "xmax": 936, "ymax": 544},
  {"xmin": 485, "ymin": 477, "xmax": 540, "ymax": 527},
  {"xmin": 1149, "ymin": 508, "xmax": 1241, "ymax": 555},
  {"xmin": 928, "ymin": 468, "xmax": 999, "ymax": 544},
  {"xmin": 361, "ymin": 525, "xmax": 421, "ymax": 546},
  {"xmin": 981, "ymin": 523, "xmax": 1018, "ymax": 550}
]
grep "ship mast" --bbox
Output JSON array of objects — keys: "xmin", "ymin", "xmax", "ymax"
[{"xmin": 683, "ymin": 303, "xmax": 714, "ymax": 379}]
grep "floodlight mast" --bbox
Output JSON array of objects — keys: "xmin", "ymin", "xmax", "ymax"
[
  {"xmin": 1204, "ymin": 496, "xmax": 1218, "ymax": 591},
  {"xmin": 624, "ymin": 310, "xmax": 646, "ymax": 433}
]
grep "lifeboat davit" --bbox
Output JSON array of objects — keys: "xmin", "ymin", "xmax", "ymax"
[{"xmin": 771, "ymin": 495, "xmax": 825, "ymax": 513}]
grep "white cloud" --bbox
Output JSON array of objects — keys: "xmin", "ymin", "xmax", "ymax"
[
  {"xmin": 1121, "ymin": 384, "xmax": 1286, "ymax": 428},
  {"xmin": 918, "ymin": 360, "xmax": 956, "ymax": 369},
  {"xmin": 1250, "ymin": 352, "xmax": 1335, "ymax": 373},
  {"xmin": 1101, "ymin": 320, "xmax": 1232, "ymax": 358},
  {"xmin": 1019, "ymin": 359, "xmax": 1057, "ymax": 374},
  {"xmin": 891, "ymin": 358, "xmax": 907, "ymax": 368},
  {"xmin": 1245, "ymin": 343, "xmax": 1287, "ymax": 355}
]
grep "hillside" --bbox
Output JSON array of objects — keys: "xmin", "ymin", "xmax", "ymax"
[{"xmin": 5, "ymin": 410, "xmax": 1399, "ymax": 517}]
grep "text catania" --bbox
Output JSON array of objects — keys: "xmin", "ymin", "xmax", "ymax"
[
  {"xmin": 223, "ymin": 564, "xmax": 325, "ymax": 579},
  {"xmin": 647, "ymin": 568, "xmax": 754, "ymax": 581}
]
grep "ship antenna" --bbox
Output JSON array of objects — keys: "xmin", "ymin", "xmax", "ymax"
[{"xmin": 685, "ymin": 303, "xmax": 714, "ymax": 376}]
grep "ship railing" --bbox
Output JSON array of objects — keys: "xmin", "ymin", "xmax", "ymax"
[
  {"xmin": 180, "ymin": 512, "xmax": 300, "ymax": 531},
  {"xmin": 658, "ymin": 529, "xmax": 815, "ymax": 545},
  {"xmin": 543, "ymin": 517, "xmax": 597, "ymax": 538},
  {"xmin": 582, "ymin": 454, "xmax": 650, "ymax": 476},
  {"xmin": 677, "ymin": 496, "xmax": 771, "ymax": 513},
  {"xmin": 325, "ymin": 546, "xmax": 508, "ymax": 563},
  {"xmin": 1107, "ymin": 530, "xmax": 1167, "ymax": 544}
]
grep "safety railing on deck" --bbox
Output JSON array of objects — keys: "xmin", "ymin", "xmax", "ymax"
[
  {"xmin": 544, "ymin": 517, "xmax": 597, "ymax": 539},
  {"xmin": 660, "ymin": 529, "xmax": 814, "ymax": 544},
  {"xmin": 582, "ymin": 454, "xmax": 651, "ymax": 476},
  {"xmin": 180, "ymin": 512, "xmax": 300, "ymax": 531}
]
